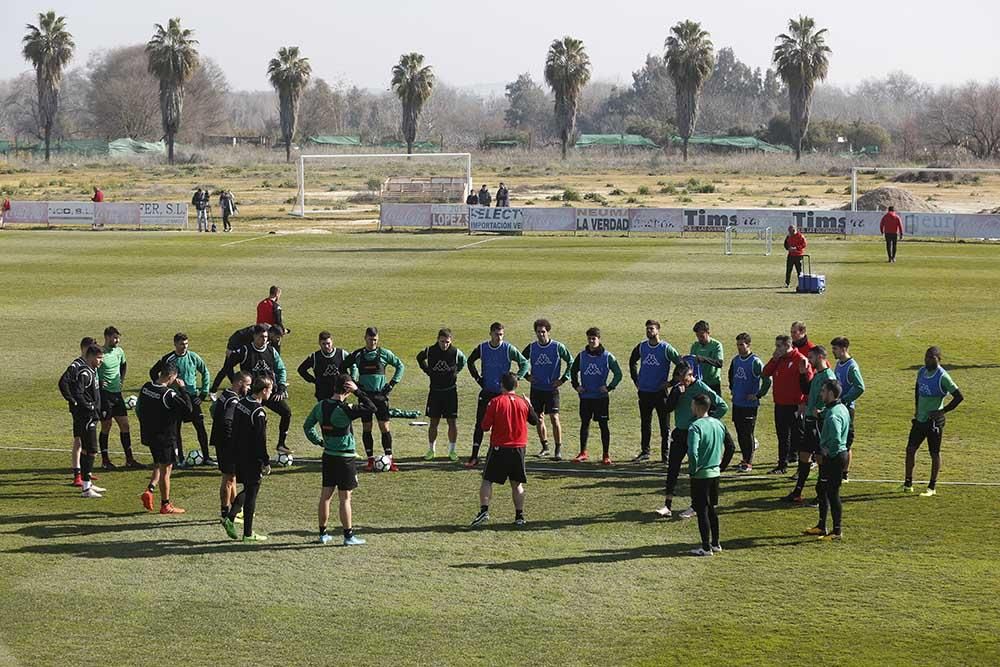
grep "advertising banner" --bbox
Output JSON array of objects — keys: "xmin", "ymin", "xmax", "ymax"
[
  {"xmin": 575, "ymin": 208, "xmax": 630, "ymax": 233},
  {"xmin": 430, "ymin": 204, "xmax": 468, "ymax": 228},
  {"xmin": 138, "ymin": 202, "xmax": 188, "ymax": 227},
  {"xmin": 3, "ymin": 201, "xmax": 49, "ymax": 225},
  {"xmin": 95, "ymin": 203, "xmax": 140, "ymax": 227},
  {"xmin": 380, "ymin": 203, "xmax": 431, "ymax": 228},
  {"xmin": 47, "ymin": 201, "xmax": 94, "ymax": 225}
]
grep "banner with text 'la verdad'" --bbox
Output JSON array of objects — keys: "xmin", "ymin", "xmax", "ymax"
[{"xmin": 575, "ymin": 208, "xmax": 631, "ymax": 232}]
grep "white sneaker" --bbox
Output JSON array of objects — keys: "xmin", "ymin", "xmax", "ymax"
[
  {"xmin": 753, "ymin": 438, "xmax": 760, "ymax": 451},
  {"xmin": 655, "ymin": 505, "xmax": 672, "ymax": 517},
  {"xmin": 710, "ymin": 544, "xmax": 723, "ymax": 553},
  {"xmin": 81, "ymin": 487, "xmax": 103, "ymax": 498},
  {"xmin": 89, "ymin": 483, "xmax": 107, "ymax": 493},
  {"xmin": 679, "ymin": 506, "xmax": 697, "ymax": 520},
  {"xmin": 689, "ymin": 547, "xmax": 714, "ymax": 557}
]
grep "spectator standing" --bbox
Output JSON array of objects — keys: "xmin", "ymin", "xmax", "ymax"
[
  {"xmin": 496, "ymin": 182, "xmax": 510, "ymax": 207},
  {"xmin": 879, "ymin": 206, "xmax": 903, "ymax": 263},
  {"xmin": 219, "ymin": 190, "xmax": 238, "ymax": 233},
  {"xmin": 466, "ymin": 190, "xmax": 478, "ymax": 206},
  {"xmin": 91, "ymin": 186, "xmax": 104, "ymax": 203},
  {"xmin": 477, "ymin": 184, "xmax": 492, "ymax": 207},
  {"xmin": 192, "ymin": 187, "xmax": 210, "ymax": 232},
  {"xmin": 1, "ymin": 196, "xmax": 10, "ymax": 229}
]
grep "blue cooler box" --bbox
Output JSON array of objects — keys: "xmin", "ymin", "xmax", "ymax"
[{"xmin": 796, "ymin": 255, "xmax": 825, "ymax": 294}]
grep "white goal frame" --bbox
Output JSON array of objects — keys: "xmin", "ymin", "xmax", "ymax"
[
  {"xmin": 292, "ymin": 152, "xmax": 473, "ymax": 217},
  {"xmin": 724, "ymin": 225, "xmax": 773, "ymax": 256},
  {"xmin": 850, "ymin": 166, "xmax": 1000, "ymax": 211}
]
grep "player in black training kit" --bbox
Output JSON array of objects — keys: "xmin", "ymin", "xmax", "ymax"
[
  {"xmin": 60, "ymin": 336, "xmax": 98, "ymax": 486},
  {"xmin": 222, "ymin": 375, "xmax": 274, "ymax": 542},
  {"xmin": 211, "ymin": 324, "xmax": 284, "ymax": 392},
  {"xmin": 211, "ymin": 371, "xmax": 252, "ymax": 521},
  {"xmin": 212, "ymin": 324, "xmax": 293, "ymax": 454},
  {"xmin": 137, "ymin": 361, "xmax": 193, "ymax": 514},
  {"xmin": 70, "ymin": 346, "xmax": 105, "ymax": 498},
  {"xmin": 416, "ymin": 328, "xmax": 467, "ymax": 461},
  {"xmin": 297, "ymin": 330, "xmax": 346, "ymax": 401}
]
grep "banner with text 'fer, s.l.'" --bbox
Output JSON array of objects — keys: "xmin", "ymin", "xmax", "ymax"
[{"xmin": 138, "ymin": 202, "xmax": 188, "ymax": 227}]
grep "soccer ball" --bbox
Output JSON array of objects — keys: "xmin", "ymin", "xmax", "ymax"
[
  {"xmin": 275, "ymin": 452, "xmax": 294, "ymax": 467},
  {"xmin": 124, "ymin": 395, "xmax": 138, "ymax": 410},
  {"xmin": 185, "ymin": 450, "xmax": 204, "ymax": 467},
  {"xmin": 373, "ymin": 454, "xmax": 393, "ymax": 472}
]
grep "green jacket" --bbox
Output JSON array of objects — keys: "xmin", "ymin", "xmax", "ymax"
[
  {"xmin": 303, "ymin": 392, "xmax": 377, "ymax": 457},
  {"xmin": 669, "ymin": 380, "xmax": 729, "ymax": 430},
  {"xmin": 806, "ymin": 367, "xmax": 837, "ymax": 418},
  {"xmin": 819, "ymin": 402, "xmax": 851, "ymax": 458},
  {"xmin": 149, "ymin": 350, "xmax": 209, "ymax": 396},
  {"xmin": 688, "ymin": 416, "xmax": 725, "ymax": 479}
]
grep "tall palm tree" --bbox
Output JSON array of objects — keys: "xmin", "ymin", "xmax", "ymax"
[
  {"xmin": 772, "ymin": 15, "xmax": 832, "ymax": 160},
  {"xmin": 664, "ymin": 20, "xmax": 715, "ymax": 162},
  {"xmin": 21, "ymin": 11, "xmax": 75, "ymax": 162},
  {"xmin": 267, "ymin": 46, "xmax": 312, "ymax": 163},
  {"xmin": 544, "ymin": 36, "xmax": 591, "ymax": 159},
  {"xmin": 390, "ymin": 53, "xmax": 434, "ymax": 155},
  {"xmin": 145, "ymin": 18, "xmax": 199, "ymax": 164}
]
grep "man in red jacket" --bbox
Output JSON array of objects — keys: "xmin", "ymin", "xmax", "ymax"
[
  {"xmin": 783, "ymin": 226, "xmax": 808, "ymax": 288},
  {"xmin": 879, "ymin": 206, "xmax": 903, "ymax": 263},
  {"xmin": 256, "ymin": 286, "xmax": 290, "ymax": 351},
  {"xmin": 471, "ymin": 372, "xmax": 539, "ymax": 528},
  {"xmin": 763, "ymin": 335, "xmax": 811, "ymax": 474}
]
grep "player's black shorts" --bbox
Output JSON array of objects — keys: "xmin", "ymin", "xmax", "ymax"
[
  {"xmin": 321, "ymin": 454, "xmax": 359, "ymax": 490},
  {"xmin": 72, "ymin": 411, "xmax": 98, "ymax": 439},
  {"xmin": 530, "ymin": 388, "xmax": 560, "ymax": 415},
  {"xmin": 183, "ymin": 395, "xmax": 205, "ymax": 423},
  {"xmin": 799, "ymin": 418, "xmax": 820, "ymax": 453},
  {"xmin": 482, "ymin": 446, "xmax": 527, "ymax": 485},
  {"xmin": 148, "ymin": 443, "xmax": 177, "ymax": 466},
  {"xmin": 425, "ymin": 388, "xmax": 459, "ymax": 419},
  {"xmin": 361, "ymin": 393, "xmax": 391, "ymax": 423},
  {"xmin": 476, "ymin": 390, "xmax": 501, "ymax": 425},
  {"xmin": 216, "ymin": 445, "xmax": 236, "ymax": 474},
  {"xmin": 579, "ymin": 396, "xmax": 610, "ymax": 423},
  {"xmin": 907, "ymin": 417, "xmax": 945, "ymax": 456},
  {"xmin": 100, "ymin": 391, "xmax": 127, "ymax": 419},
  {"xmin": 846, "ymin": 407, "xmax": 856, "ymax": 450}
]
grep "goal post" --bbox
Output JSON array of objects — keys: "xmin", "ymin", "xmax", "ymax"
[
  {"xmin": 724, "ymin": 225, "xmax": 773, "ymax": 256},
  {"xmin": 292, "ymin": 152, "xmax": 472, "ymax": 217}
]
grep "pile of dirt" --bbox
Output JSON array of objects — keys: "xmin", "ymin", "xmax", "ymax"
[
  {"xmin": 980, "ymin": 206, "xmax": 1000, "ymax": 215},
  {"xmin": 893, "ymin": 170, "xmax": 980, "ymax": 185},
  {"xmin": 842, "ymin": 186, "xmax": 939, "ymax": 212}
]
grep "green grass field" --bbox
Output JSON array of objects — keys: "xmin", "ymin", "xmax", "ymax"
[{"xmin": 2, "ymin": 230, "xmax": 999, "ymax": 666}]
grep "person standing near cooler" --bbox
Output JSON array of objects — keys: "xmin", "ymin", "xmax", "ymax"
[
  {"xmin": 570, "ymin": 327, "xmax": 623, "ymax": 465},
  {"xmin": 136, "ymin": 362, "xmax": 193, "ymax": 514},
  {"xmin": 687, "ymin": 394, "xmax": 726, "ymax": 556},
  {"xmin": 783, "ymin": 225, "xmax": 807, "ymax": 288},
  {"xmin": 341, "ymin": 327, "xmax": 405, "ymax": 472},
  {"xmin": 879, "ymin": 206, "xmax": 903, "ymax": 263},
  {"xmin": 785, "ymin": 346, "xmax": 833, "ymax": 504},
  {"xmin": 222, "ymin": 375, "xmax": 274, "ymax": 542},
  {"xmin": 71, "ymin": 346, "xmax": 106, "ymax": 498},
  {"xmin": 470, "ymin": 373, "xmax": 539, "ymax": 528},
  {"xmin": 728, "ymin": 333, "xmax": 771, "ymax": 472},
  {"xmin": 628, "ymin": 319, "xmax": 682, "ymax": 463},
  {"xmin": 98, "ymin": 326, "xmax": 140, "ymax": 469},
  {"xmin": 416, "ymin": 328, "xmax": 467, "ymax": 462},
  {"xmin": 149, "ymin": 333, "xmax": 212, "ymax": 467},
  {"xmin": 466, "ymin": 322, "xmax": 530, "ymax": 468},
  {"xmin": 831, "ymin": 337, "xmax": 865, "ymax": 480},
  {"xmin": 902, "ymin": 346, "xmax": 964, "ymax": 497},
  {"xmin": 762, "ymin": 335, "xmax": 810, "ymax": 475},
  {"xmin": 804, "ymin": 379, "xmax": 850, "ymax": 541},
  {"xmin": 523, "ymin": 319, "xmax": 573, "ymax": 460},
  {"xmin": 298, "ymin": 331, "xmax": 347, "ymax": 402},
  {"xmin": 257, "ymin": 286, "xmax": 290, "ymax": 352}
]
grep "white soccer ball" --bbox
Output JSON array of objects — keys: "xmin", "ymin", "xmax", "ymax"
[
  {"xmin": 275, "ymin": 452, "xmax": 294, "ymax": 467},
  {"xmin": 185, "ymin": 450, "xmax": 204, "ymax": 467},
  {"xmin": 124, "ymin": 395, "xmax": 138, "ymax": 410},
  {"xmin": 373, "ymin": 454, "xmax": 393, "ymax": 472}
]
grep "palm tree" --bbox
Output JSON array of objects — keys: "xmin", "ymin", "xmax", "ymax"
[
  {"xmin": 145, "ymin": 18, "xmax": 199, "ymax": 164},
  {"xmin": 267, "ymin": 46, "xmax": 312, "ymax": 163},
  {"xmin": 21, "ymin": 11, "xmax": 75, "ymax": 163},
  {"xmin": 772, "ymin": 15, "xmax": 832, "ymax": 160},
  {"xmin": 664, "ymin": 20, "xmax": 715, "ymax": 162},
  {"xmin": 390, "ymin": 53, "xmax": 434, "ymax": 154},
  {"xmin": 544, "ymin": 36, "xmax": 591, "ymax": 159}
]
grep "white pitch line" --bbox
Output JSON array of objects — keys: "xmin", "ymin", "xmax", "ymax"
[
  {"xmin": 220, "ymin": 234, "xmax": 272, "ymax": 247},
  {"xmin": 455, "ymin": 237, "xmax": 501, "ymax": 250}
]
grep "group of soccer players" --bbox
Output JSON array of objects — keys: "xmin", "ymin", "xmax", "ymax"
[{"xmin": 57, "ymin": 294, "xmax": 965, "ymax": 552}]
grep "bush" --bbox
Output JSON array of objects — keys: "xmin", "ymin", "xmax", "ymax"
[
  {"xmin": 609, "ymin": 188, "xmax": 625, "ymax": 196},
  {"xmin": 562, "ymin": 188, "xmax": 581, "ymax": 202},
  {"xmin": 365, "ymin": 177, "xmax": 382, "ymax": 191},
  {"xmin": 625, "ymin": 196, "xmax": 639, "ymax": 204},
  {"xmin": 798, "ymin": 198, "xmax": 808, "ymax": 206},
  {"xmin": 636, "ymin": 185, "xmax": 651, "ymax": 195},
  {"xmin": 659, "ymin": 185, "xmax": 678, "ymax": 195}
]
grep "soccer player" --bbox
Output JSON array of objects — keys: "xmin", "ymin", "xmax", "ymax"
[
  {"xmin": 222, "ymin": 374, "xmax": 274, "ymax": 542},
  {"xmin": 97, "ymin": 326, "xmax": 139, "ymax": 469},
  {"xmin": 257, "ymin": 286, "xmax": 290, "ymax": 351},
  {"xmin": 687, "ymin": 394, "xmax": 726, "ymax": 556},
  {"xmin": 149, "ymin": 333, "xmax": 212, "ymax": 467},
  {"xmin": 728, "ymin": 333, "xmax": 771, "ymax": 472},
  {"xmin": 522, "ymin": 319, "xmax": 572, "ymax": 460},
  {"xmin": 303, "ymin": 373, "xmax": 378, "ymax": 546},
  {"xmin": 471, "ymin": 373, "xmax": 539, "ymax": 527},
  {"xmin": 831, "ymin": 337, "xmax": 865, "ymax": 480},
  {"xmin": 466, "ymin": 322, "xmax": 530, "ymax": 468},
  {"xmin": 70, "ymin": 345, "xmax": 106, "ymax": 498},
  {"xmin": 136, "ymin": 361, "xmax": 193, "ymax": 514},
  {"xmin": 60, "ymin": 336, "xmax": 99, "ymax": 486},
  {"xmin": 416, "ymin": 328, "xmax": 467, "ymax": 461},
  {"xmin": 341, "ymin": 327, "xmax": 405, "ymax": 472},
  {"xmin": 211, "ymin": 323, "xmax": 284, "ymax": 392},
  {"xmin": 902, "ymin": 346, "xmax": 964, "ymax": 496},
  {"xmin": 570, "ymin": 327, "xmax": 623, "ymax": 464},
  {"xmin": 657, "ymin": 362, "xmax": 731, "ymax": 518},
  {"xmin": 298, "ymin": 331, "xmax": 347, "ymax": 401},
  {"xmin": 212, "ymin": 324, "xmax": 293, "ymax": 455},
  {"xmin": 790, "ymin": 321, "xmax": 816, "ymax": 356},
  {"xmin": 690, "ymin": 321, "xmax": 725, "ymax": 395},
  {"xmin": 762, "ymin": 335, "xmax": 810, "ymax": 474},
  {"xmin": 628, "ymin": 319, "xmax": 682, "ymax": 463},
  {"xmin": 784, "ymin": 225, "xmax": 807, "ymax": 288},
  {"xmin": 804, "ymin": 379, "xmax": 850, "ymax": 540},
  {"xmin": 784, "ymin": 346, "xmax": 833, "ymax": 503},
  {"xmin": 211, "ymin": 371, "xmax": 252, "ymax": 522}
]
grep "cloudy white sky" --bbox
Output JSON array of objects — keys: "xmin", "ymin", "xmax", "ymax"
[{"xmin": 3, "ymin": 0, "xmax": 998, "ymax": 91}]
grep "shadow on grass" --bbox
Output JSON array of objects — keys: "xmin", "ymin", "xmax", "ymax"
[
  {"xmin": 3, "ymin": 538, "xmax": 319, "ymax": 559},
  {"xmin": 902, "ymin": 364, "xmax": 1000, "ymax": 371},
  {"xmin": 706, "ymin": 285, "xmax": 785, "ymax": 291}
]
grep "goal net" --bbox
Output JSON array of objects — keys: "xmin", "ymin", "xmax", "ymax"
[
  {"xmin": 724, "ymin": 225, "xmax": 773, "ymax": 256},
  {"xmin": 291, "ymin": 152, "xmax": 472, "ymax": 217}
]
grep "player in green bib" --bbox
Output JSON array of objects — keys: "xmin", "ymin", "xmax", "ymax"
[
  {"xmin": 687, "ymin": 394, "xmax": 725, "ymax": 556},
  {"xmin": 689, "ymin": 320, "xmax": 725, "ymax": 393},
  {"xmin": 902, "ymin": 346, "xmax": 964, "ymax": 496},
  {"xmin": 97, "ymin": 326, "xmax": 141, "ymax": 469},
  {"xmin": 785, "ymin": 346, "xmax": 836, "ymax": 503}
]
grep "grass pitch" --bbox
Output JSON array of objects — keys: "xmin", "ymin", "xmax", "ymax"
[{"xmin": 1, "ymin": 230, "xmax": 999, "ymax": 665}]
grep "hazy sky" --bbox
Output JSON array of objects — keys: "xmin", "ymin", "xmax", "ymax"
[{"xmin": 3, "ymin": 0, "xmax": 999, "ymax": 92}]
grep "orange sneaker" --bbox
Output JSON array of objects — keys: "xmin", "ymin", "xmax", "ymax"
[
  {"xmin": 572, "ymin": 451, "xmax": 589, "ymax": 463},
  {"xmin": 72, "ymin": 474, "xmax": 83, "ymax": 487},
  {"xmin": 464, "ymin": 457, "xmax": 480, "ymax": 469},
  {"xmin": 140, "ymin": 490, "xmax": 154, "ymax": 512},
  {"xmin": 388, "ymin": 459, "xmax": 400, "ymax": 472},
  {"xmin": 159, "ymin": 503, "xmax": 186, "ymax": 514},
  {"xmin": 364, "ymin": 458, "xmax": 375, "ymax": 473}
]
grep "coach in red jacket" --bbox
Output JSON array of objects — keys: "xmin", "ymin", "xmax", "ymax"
[
  {"xmin": 880, "ymin": 206, "xmax": 903, "ymax": 263},
  {"xmin": 470, "ymin": 372, "xmax": 539, "ymax": 528},
  {"xmin": 256, "ymin": 286, "xmax": 290, "ymax": 351},
  {"xmin": 783, "ymin": 226, "xmax": 808, "ymax": 287},
  {"xmin": 763, "ymin": 335, "xmax": 812, "ymax": 473}
]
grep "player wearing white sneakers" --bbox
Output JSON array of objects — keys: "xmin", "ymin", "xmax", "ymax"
[{"xmin": 71, "ymin": 346, "xmax": 106, "ymax": 498}]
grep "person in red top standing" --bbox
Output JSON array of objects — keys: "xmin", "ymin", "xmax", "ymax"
[
  {"xmin": 471, "ymin": 372, "xmax": 539, "ymax": 528},
  {"xmin": 783, "ymin": 225, "xmax": 808, "ymax": 288},
  {"xmin": 763, "ymin": 335, "xmax": 811, "ymax": 474},
  {"xmin": 91, "ymin": 186, "xmax": 104, "ymax": 203},
  {"xmin": 879, "ymin": 205, "xmax": 903, "ymax": 263},
  {"xmin": 790, "ymin": 321, "xmax": 816, "ymax": 357},
  {"xmin": 1, "ymin": 196, "xmax": 10, "ymax": 229},
  {"xmin": 256, "ymin": 286, "xmax": 290, "ymax": 352}
]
